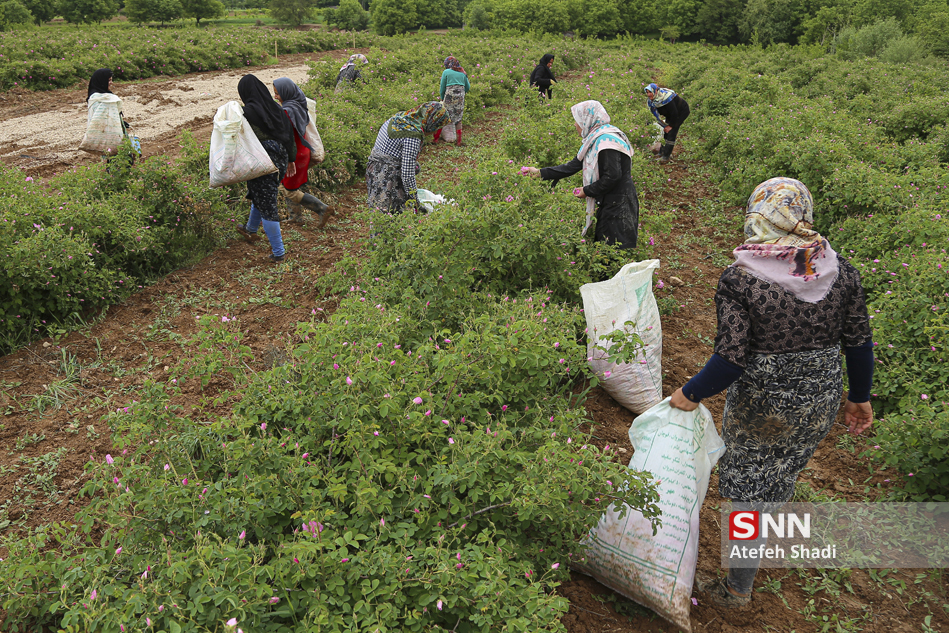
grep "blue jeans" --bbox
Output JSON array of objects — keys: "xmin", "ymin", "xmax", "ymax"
[{"xmin": 246, "ymin": 203, "xmax": 284, "ymax": 257}]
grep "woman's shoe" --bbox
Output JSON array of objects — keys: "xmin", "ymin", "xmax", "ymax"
[
  {"xmin": 236, "ymin": 225, "xmax": 261, "ymax": 243},
  {"xmin": 315, "ymin": 208, "xmax": 333, "ymax": 229},
  {"xmin": 269, "ymin": 253, "xmax": 286, "ymax": 263},
  {"xmin": 300, "ymin": 193, "xmax": 330, "ymax": 215},
  {"xmin": 695, "ymin": 575, "xmax": 751, "ymax": 607}
]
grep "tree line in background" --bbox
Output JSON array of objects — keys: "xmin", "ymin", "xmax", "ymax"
[{"xmin": 0, "ymin": 0, "xmax": 947, "ymax": 62}]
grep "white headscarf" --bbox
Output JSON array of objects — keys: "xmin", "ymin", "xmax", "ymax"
[{"xmin": 571, "ymin": 100, "xmax": 633, "ymax": 236}]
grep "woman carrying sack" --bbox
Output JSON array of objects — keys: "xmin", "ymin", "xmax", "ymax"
[
  {"xmin": 272, "ymin": 77, "xmax": 332, "ymax": 228},
  {"xmin": 234, "ymin": 74, "xmax": 299, "ymax": 264},
  {"xmin": 81, "ymin": 68, "xmax": 135, "ymax": 158},
  {"xmin": 365, "ymin": 101, "xmax": 450, "ymax": 214},
  {"xmin": 525, "ymin": 100, "xmax": 639, "ymax": 249},
  {"xmin": 670, "ymin": 177, "xmax": 874, "ymax": 606},
  {"xmin": 644, "ymin": 82, "xmax": 690, "ymax": 165},
  {"xmin": 433, "ymin": 56, "xmax": 470, "ymax": 146}
]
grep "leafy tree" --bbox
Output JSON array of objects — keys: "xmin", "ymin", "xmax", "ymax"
[
  {"xmin": 125, "ymin": 0, "xmax": 184, "ymax": 24},
  {"xmin": 463, "ymin": 0, "xmax": 491, "ymax": 29},
  {"xmin": 620, "ymin": 0, "xmax": 659, "ymax": 35},
  {"xmin": 184, "ymin": 0, "xmax": 226, "ymax": 23},
  {"xmin": 799, "ymin": 3, "xmax": 853, "ymax": 45},
  {"xmin": 371, "ymin": 0, "xmax": 417, "ymax": 34},
  {"xmin": 326, "ymin": 0, "xmax": 369, "ymax": 29},
  {"xmin": 59, "ymin": 0, "xmax": 121, "ymax": 23},
  {"xmin": 269, "ymin": 0, "xmax": 315, "ymax": 24},
  {"xmin": 909, "ymin": 1, "xmax": 949, "ymax": 57},
  {"xmin": 0, "ymin": 0, "xmax": 31, "ymax": 29},
  {"xmin": 659, "ymin": 0, "xmax": 699, "ymax": 35},
  {"xmin": 576, "ymin": 0, "xmax": 624, "ymax": 37},
  {"xmin": 851, "ymin": 0, "xmax": 912, "ymax": 26},
  {"xmin": 694, "ymin": 0, "xmax": 744, "ymax": 43},
  {"xmin": 739, "ymin": 0, "xmax": 803, "ymax": 44},
  {"xmin": 19, "ymin": 0, "xmax": 54, "ymax": 23}
]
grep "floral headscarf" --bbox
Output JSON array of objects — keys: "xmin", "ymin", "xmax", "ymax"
[
  {"xmin": 732, "ymin": 177, "xmax": 838, "ymax": 302},
  {"xmin": 339, "ymin": 53, "xmax": 368, "ymax": 72},
  {"xmin": 387, "ymin": 101, "xmax": 451, "ymax": 140},
  {"xmin": 571, "ymin": 100, "xmax": 632, "ymax": 236},
  {"xmin": 444, "ymin": 56, "xmax": 465, "ymax": 74},
  {"xmin": 644, "ymin": 83, "xmax": 677, "ymax": 126}
]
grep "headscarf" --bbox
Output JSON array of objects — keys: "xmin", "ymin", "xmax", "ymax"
[
  {"xmin": 644, "ymin": 83, "xmax": 677, "ymax": 126},
  {"xmin": 339, "ymin": 53, "xmax": 368, "ymax": 72},
  {"xmin": 386, "ymin": 101, "xmax": 450, "ymax": 140},
  {"xmin": 87, "ymin": 68, "xmax": 113, "ymax": 102},
  {"xmin": 273, "ymin": 77, "xmax": 313, "ymax": 151},
  {"xmin": 539, "ymin": 53, "xmax": 555, "ymax": 67},
  {"xmin": 238, "ymin": 74, "xmax": 295, "ymax": 158},
  {"xmin": 732, "ymin": 177, "xmax": 839, "ymax": 303},
  {"xmin": 444, "ymin": 56, "xmax": 465, "ymax": 74},
  {"xmin": 572, "ymin": 100, "xmax": 632, "ymax": 236}
]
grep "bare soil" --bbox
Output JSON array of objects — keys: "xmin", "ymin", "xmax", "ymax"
[{"xmin": 0, "ymin": 60, "xmax": 945, "ymax": 633}]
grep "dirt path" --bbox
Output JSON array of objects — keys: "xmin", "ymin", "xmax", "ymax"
[{"xmin": 0, "ymin": 49, "xmax": 367, "ymax": 179}]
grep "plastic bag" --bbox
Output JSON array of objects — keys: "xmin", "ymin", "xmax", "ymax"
[
  {"xmin": 209, "ymin": 101, "xmax": 277, "ymax": 188},
  {"xmin": 417, "ymin": 189, "xmax": 450, "ymax": 212},
  {"xmin": 305, "ymin": 97, "xmax": 325, "ymax": 165},
  {"xmin": 581, "ymin": 259, "xmax": 663, "ymax": 415},
  {"xmin": 79, "ymin": 94, "xmax": 125, "ymax": 154},
  {"xmin": 572, "ymin": 399, "xmax": 725, "ymax": 633}
]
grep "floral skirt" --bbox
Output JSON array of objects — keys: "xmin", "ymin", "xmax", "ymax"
[
  {"xmin": 717, "ymin": 346, "xmax": 842, "ymax": 503},
  {"xmin": 245, "ymin": 139, "xmax": 288, "ymax": 222},
  {"xmin": 366, "ymin": 151, "xmax": 409, "ymax": 214}
]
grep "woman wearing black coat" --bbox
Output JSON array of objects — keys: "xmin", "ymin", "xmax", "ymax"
[
  {"xmin": 529, "ymin": 53, "xmax": 557, "ymax": 99},
  {"xmin": 526, "ymin": 100, "xmax": 639, "ymax": 249}
]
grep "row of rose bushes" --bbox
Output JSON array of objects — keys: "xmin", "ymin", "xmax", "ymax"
[
  {"xmin": 658, "ymin": 43, "xmax": 949, "ymax": 500},
  {"xmin": 0, "ymin": 26, "xmax": 376, "ymax": 90},
  {"xmin": 0, "ymin": 36, "xmax": 665, "ymax": 631}
]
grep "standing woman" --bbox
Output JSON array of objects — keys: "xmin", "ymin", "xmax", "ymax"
[
  {"xmin": 644, "ymin": 82, "xmax": 690, "ymax": 164},
  {"xmin": 434, "ymin": 56, "xmax": 470, "ymax": 146},
  {"xmin": 670, "ymin": 178, "xmax": 874, "ymax": 606},
  {"xmin": 529, "ymin": 54, "xmax": 556, "ymax": 99},
  {"xmin": 335, "ymin": 54, "xmax": 369, "ymax": 93},
  {"xmin": 366, "ymin": 101, "xmax": 450, "ymax": 213},
  {"xmin": 525, "ymin": 100, "xmax": 639, "ymax": 249},
  {"xmin": 273, "ymin": 77, "xmax": 332, "ymax": 228},
  {"xmin": 234, "ymin": 74, "xmax": 298, "ymax": 263},
  {"xmin": 83, "ymin": 68, "xmax": 131, "ymax": 157}
]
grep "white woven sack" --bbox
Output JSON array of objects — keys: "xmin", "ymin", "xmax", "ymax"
[
  {"xmin": 581, "ymin": 259, "xmax": 663, "ymax": 415},
  {"xmin": 79, "ymin": 94, "xmax": 125, "ymax": 154},
  {"xmin": 209, "ymin": 101, "xmax": 277, "ymax": 188},
  {"xmin": 304, "ymin": 97, "xmax": 325, "ymax": 164},
  {"xmin": 572, "ymin": 399, "xmax": 725, "ymax": 633}
]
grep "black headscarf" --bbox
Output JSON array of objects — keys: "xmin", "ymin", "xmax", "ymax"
[
  {"xmin": 273, "ymin": 77, "xmax": 312, "ymax": 151},
  {"xmin": 87, "ymin": 68, "xmax": 113, "ymax": 102},
  {"xmin": 237, "ymin": 74, "xmax": 296, "ymax": 160},
  {"xmin": 530, "ymin": 54, "xmax": 556, "ymax": 87}
]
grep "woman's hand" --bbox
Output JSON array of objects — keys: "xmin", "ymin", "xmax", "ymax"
[
  {"xmin": 287, "ymin": 162, "xmax": 297, "ymax": 178},
  {"xmin": 573, "ymin": 187, "xmax": 587, "ymax": 199},
  {"xmin": 524, "ymin": 167, "xmax": 541, "ymax": 178},
  {"xmin": 670, "ymin": 388, "xmax": 700, "ymax": 411},
  {"xmin": 844, "ymin": 400, "xmax": 873, "ymax": 435},
  {"xmin": 663, "ymin": 125, "xmax": 672, "ymax": 133}
]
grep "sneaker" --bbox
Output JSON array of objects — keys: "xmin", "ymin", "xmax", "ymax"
[
  {"xmin": 695, "ymin": 574, "xmax": 751, "ymax": 607},
  {"xmin": 269, "ymin": 253, "xmax": 286, "ymax": 264},
  {"xmin": 236, "ymin": 225, "xmax": 261, "ymax": 243}
]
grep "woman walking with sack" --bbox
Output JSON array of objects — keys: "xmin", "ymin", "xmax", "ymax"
[
  {"xmin": 669, "ymin": 177, "xmax": 874, "ymax": 606},
  {"xmin": 644, "ymin": 83, "xmax": 690, "ymax": 164},
  {"xmin": 525, "ymin": 100, "xmax": 639, "ymax": 249},
  {"xmin": 81, "ymin": 68, "xmax": 135, "ymax": 158},
  {"xmin": 366, "ymin": 101, "xmax": 450, "ymax": 213},
  {"xmin": 234, "ymin": 74, "xmax": 299, "ymax": 263},
  {"xmin": 272, "ymin": 77, "xmax": 332, "ymax": 228},
  {"xmin": 433, "ymin": 56, "xmax": 470, "ymax": 146}
]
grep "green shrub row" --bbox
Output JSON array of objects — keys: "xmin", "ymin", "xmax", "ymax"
[{"xmin": 0, "ymin": 26, "xmax": 375, "ymax": 90}]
